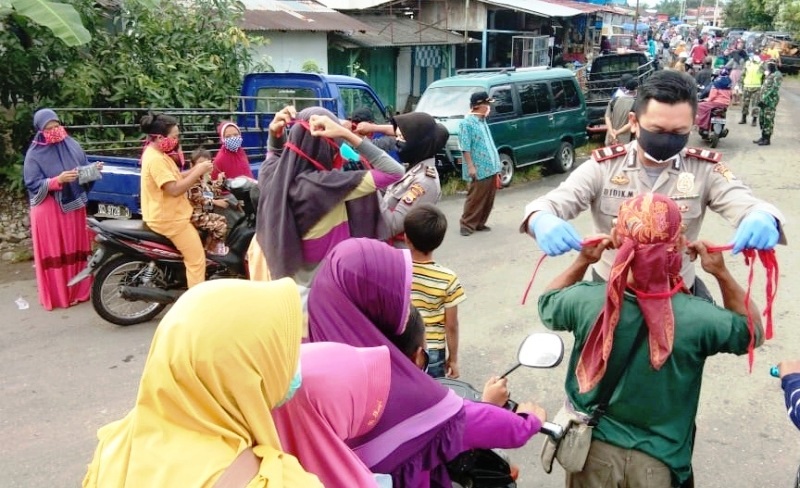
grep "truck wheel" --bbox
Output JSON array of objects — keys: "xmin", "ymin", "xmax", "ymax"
[
  {"xmin": 499, "ymin": 153, "xmax": 514, "ymax": 187},
  {"xmin": 548, "ymin": 141, "xmax": 575, "ymax": 174},
  {"xmin": 91, "ymin": 256, "xmax": 168, "ymax": 326}
]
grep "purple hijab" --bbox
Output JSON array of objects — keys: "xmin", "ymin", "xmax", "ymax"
[
  {"xmin": 257, "ymin": 107, "xmax": 369, "ymax": 279},
  {"xmin": 308, "ymin": 238, "xmax": 465, "ymax": 487},
  {"xmin": 23, "ymin": 109, "xmax": 89, "ymax": 212}
]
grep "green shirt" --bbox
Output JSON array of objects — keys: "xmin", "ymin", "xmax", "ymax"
[{"xmin": 539, "ymin": 282, "xmax": 756, "ymax": 484}]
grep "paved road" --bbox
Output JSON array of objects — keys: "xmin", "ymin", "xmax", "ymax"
[{"xmin": 2, "ymin": 80, "xmax": 799, "ymax": 487}]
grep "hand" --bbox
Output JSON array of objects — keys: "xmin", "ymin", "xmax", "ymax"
[
  {"xmin": 528, "ymin": 212, "xmax": 583, "ymax": 256},
  {"xmin": 608, "ymin": 129, "xmax": 617, "ymax": 141},
  {"xmin": 355, "ymin": 121, "xmax": 374, "ymax": 135},
  {"xmin": 730, "ymin": 210, "xmax": 779, "ymax": 254},
  {"xmin": 482, "ymin": 376, "xmax": 510, "ymax": 407},
  {"xmin": 216, "ymin": 172, "xmax": 226, "ymax": 182},
  {"xmin": 516, "ymin": 402, "xmax": 547, "ymax": 422},
  {"xmin": 577, "ymin": 235, "xmax": 613, "ymax": 265},
  {"xmin": 213, "ymin": 199, "xmax": 229, "ymax": 209},
  {"xmin": 467, "ymin": 164, "xmax": 477, "ymax": 181},
  {"xmin": 308, "ymin": 114, "xmax": 349, "ymax": 139},
  {"xmin": 195, "ymin": 161, "xmax": 213, "ymax": 175},
  {"xmin": 778, "ymin": 360, "xmax": 800, "ymax": 378},
  {"xmin": 687, "ymin": 240, "xmax": 728, "ymax": 277},
  {"xmin": 95, "ymin": 161, "xmax": 104, "ymax": 171},
  {"xmin": 270, "ymin": 105, "xmax": 297, "ymax": 138},
  {"xmin": 57, "ymin": 169, "xmax": 78, "ymax": 184},
  {"xmin": 446, "ymin": 359, "xmax": 460, "ymax": 379}
]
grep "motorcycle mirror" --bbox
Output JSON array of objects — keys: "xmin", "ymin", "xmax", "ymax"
[
  {"xmin": 226, "ymin": 176, "xmax": 253, "ymax": 190},
  {"xmin": 500, "ymin": 332, "xmax": 565, "ymax": 378}
]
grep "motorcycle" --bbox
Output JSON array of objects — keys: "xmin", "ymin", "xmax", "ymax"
[
  {"xmin": 68, "ymin": 177, "xmax": 258, "ymax": 326},
  {"xmin": 697, "ymin": 104, "xmax": 729, "ymax": 148},
  {"xmin": 440, "ymin": 332, "xmax": 566, "ymax": 488}
]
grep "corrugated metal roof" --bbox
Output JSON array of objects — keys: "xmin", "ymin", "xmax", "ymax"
[
  {"xmin": 480, "ymin": 0, "xmax": 583, "ymax": 18},
  {"xmin": 331, "ymin": 15, "xmax": 475, "ymax": 48},
  {"xmin": 241, "ymin": 0, "xmax": 372, "ymax": 32}
]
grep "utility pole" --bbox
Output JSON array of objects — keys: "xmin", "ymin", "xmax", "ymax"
[
  {"xmin": 634, "ymin": 0, "xmax": 640, "ymax": 33},
  {"xmin": 713, "ymin": 0, "xmax": 720, "ymax": 26}
]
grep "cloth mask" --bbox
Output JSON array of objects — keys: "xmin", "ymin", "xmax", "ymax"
[
  {"xmin": 275, "ymin": 359, "xmax": 302, "ymax": 407},
  {"xmin": 339, "ymin": 142, "xmax": 360, "ymax": 162},
  {"xmin": 637, "ymin": 126, "xmax": 689, "ymax": 164},
  {"xmin": 224, "ymin": 135, "xmax": 243, "ymax": 152},
  {"xmin": 42, "ymin": 125, "xmax": 68, "ymax": 144},
  {"xmin": 156, "ymin": 136, "xmax": 179, "ymax": 154}
]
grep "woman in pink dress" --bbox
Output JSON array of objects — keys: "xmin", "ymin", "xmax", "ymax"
[{"xmin": 23, "ymin": 109, "xmax": 100, "ymax": 310}]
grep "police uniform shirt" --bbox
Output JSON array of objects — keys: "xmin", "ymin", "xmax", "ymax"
[{"xmin": 522, "ymin": 141, "xmax": 786, "ymax": 285}]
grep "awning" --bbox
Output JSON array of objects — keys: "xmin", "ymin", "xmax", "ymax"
[
  {"xmin": 241, "ymin": 0, "xmax": 372, "ymax": 32},
  {"xmin": 480, "ymin": 0, "xmax": 584, "ymax": 18},
  {"xmin": 331, "ymin": 15, "xmax": 476, "ymax": 48}
]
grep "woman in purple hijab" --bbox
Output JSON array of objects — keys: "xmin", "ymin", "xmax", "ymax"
[
  {"xmin": 308, "ymin": 238, "xmax": 546, "ymax": 487},
  {"xmin": 23, "ymin": 109, "xmax": 101, "ymax": 310}
]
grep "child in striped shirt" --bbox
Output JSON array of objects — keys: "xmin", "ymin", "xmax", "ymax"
[{"xmin": 404, "ymin": 204, "xmax": 466, "ymax": 378}]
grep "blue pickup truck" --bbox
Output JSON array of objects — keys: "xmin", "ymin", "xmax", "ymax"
[{"xmin": 67, "ymin": 72, "xmax": 389, "ymax": 219}]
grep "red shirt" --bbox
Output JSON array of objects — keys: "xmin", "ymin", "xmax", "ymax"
[{"xmin": 690, "ymin": 44, "xmax": 708, "ymax": 64}]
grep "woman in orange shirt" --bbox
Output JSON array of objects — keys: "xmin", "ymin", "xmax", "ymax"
[{"xmin": 139, "ymin": 113, "xmax": 212, "ymax": 288}]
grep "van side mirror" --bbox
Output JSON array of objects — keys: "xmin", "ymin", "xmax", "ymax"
[{"xmin": 517, "ymin": 332, "xmax": 564, "ymax": 369}]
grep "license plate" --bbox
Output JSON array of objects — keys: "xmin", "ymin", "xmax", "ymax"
[
  {"xmin": 97, "ymin": 203, "xmax": 132, "ymax": 219},
  {"xmin": 711, "ymin": 117, "xmax": 726, "ymax": 124}
]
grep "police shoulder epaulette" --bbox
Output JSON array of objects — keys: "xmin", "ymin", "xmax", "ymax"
[
  {"xmin": 685, "ymin": 147, "xmax": 723, "ymax": 163},
  {"xmin": 592, "ymin": 144, "xmax": 627, "ymax": 163}
]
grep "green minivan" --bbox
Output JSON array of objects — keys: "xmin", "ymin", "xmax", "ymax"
[{"xmin": 415, "ymin": 67, "xmax": 588, "ymax": 186}]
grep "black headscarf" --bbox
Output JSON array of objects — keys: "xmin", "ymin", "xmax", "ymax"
[
  {"xmin": 256, "ymin": 107, "xmax": 366, "ymax": 279},
  {"xmin": 392, "ymin": 112, "xmax": 449, "ymax": 165}
]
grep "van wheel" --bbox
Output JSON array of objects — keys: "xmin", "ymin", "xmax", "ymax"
[
  {"xmin": 499, "ymin": 153, "xmax": 514, "ymax": 187},
  {"xmin": 548, "ymin": 142, "xmax": 575, "ymax": 174}
]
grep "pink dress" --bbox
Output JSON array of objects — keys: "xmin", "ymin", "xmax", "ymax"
[{"xmin": 29, "ymin": 178, "xmax": 93, "ymax": 310}]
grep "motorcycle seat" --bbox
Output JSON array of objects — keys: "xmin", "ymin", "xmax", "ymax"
[
  {"xmin": 97, "ymin": 219, "xmax": 175, "ymax": 247},
  {"xmin": 710, "ymin": 107, "xmax": 728, "ymax": 116}
]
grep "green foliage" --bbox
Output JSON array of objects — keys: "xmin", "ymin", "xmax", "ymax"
[
  {"xmin": 0, "ymin": 0, "xmax": 262, "ymax": 185},
  {"xmin": 655, "ymin": 0, "xmax": 702, "ymax": 19},
  {"xmin": 301, "ymin": 59, "xmax": 323, "ymax": 73},
  {"xmin": 2, "ymin": 0, "xmax": 91, "ymax": 46},
  {"xmin": 724, "ymin": 0, "xmax": 775, "ymax": 30}
]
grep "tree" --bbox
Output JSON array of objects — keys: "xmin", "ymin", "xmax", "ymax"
[{"xmin": 723, "ymin": 0, "xmax": 775, "ymax": 30}]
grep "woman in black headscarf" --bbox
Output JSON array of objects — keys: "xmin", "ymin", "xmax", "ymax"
[{"xmin": 249, "ymin": 106, "xmax": 404, "ymax": 284}]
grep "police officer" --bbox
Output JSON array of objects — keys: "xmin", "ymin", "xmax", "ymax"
[
  {"xmin": 521, "ymin": 70, "xmax": 785, "ymax": 301},
  {"xmin": 740, "ymin": 54, "xmax": 764, "ymax": 126},
  {"xmin": 754, "ymin": 62, "xmax": 782, "ymax": 146}
]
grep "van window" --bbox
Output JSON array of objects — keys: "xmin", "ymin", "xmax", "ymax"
[
  {"xmin": 489, "ymin": 86, "xmax": 515, "ymax": 116},
  {"xmin": 339, "ymin": 87, "xmax": 388, "ymax": 123},
  {"xmin": 518, "ymin": 82, "xmax": 551, "ymax": 114},
  {"xmin": 255, "ymin": 87, "xmax": 319, "ymax": 113},
  {"xmin": 416, "ymin": 85, "xmax": 482, "ymax": 118},
  {"xmin": 552, "ymin": 80, "xmax": 580, "ymax": 110}
]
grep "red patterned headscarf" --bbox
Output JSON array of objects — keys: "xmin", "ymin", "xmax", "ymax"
[{"xmin": 576, "ymin": 193, "xmax": 690, "ymax": 393}]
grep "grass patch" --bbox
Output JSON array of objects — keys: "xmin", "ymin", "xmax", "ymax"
[
  {"xmin": 577, "ymin": 139, "xmax": 603, "ymax": 157},
  {"xmin": 441, "ymin": 165, "xmax": 544, "ymax": 197}
]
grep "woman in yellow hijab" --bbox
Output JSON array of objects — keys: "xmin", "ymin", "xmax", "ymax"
[{"xmin": 83, "ymin": 278, "xmax": 322, "ymax": 488}]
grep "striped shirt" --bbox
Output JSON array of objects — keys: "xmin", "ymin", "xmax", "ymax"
[{"xmin": 411, "ymin": 261, "xmax": 466, "ymax": 350}]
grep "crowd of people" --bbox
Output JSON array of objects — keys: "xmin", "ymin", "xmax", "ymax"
[{"xmin": 19, "ymin": 66, "xmax": 800, "ymax": 487}]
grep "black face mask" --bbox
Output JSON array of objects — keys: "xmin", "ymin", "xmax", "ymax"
[
  {"xmin": 395, "ymin": 140, "xmax": 407, "ymax": 153},
  {"xmin": 636, "ymin": 126, "xmax": 689, "ymax": 163}
]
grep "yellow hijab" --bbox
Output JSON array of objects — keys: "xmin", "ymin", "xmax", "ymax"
[{"xmin": 82, "ymin": 278, "xmax": 322, "ymax": 488}]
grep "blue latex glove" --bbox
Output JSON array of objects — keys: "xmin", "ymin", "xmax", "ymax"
[
  {"xmin": 731, "ymin": 210, "xmax": 779, "ymax": 254},
  {"xmin": 528, "ymin": 212, "xmax": 583, "ymax": 256}
]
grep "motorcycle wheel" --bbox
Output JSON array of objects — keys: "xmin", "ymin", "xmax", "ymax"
[
  {"xmin": 91, "ymin": 255, "xmax": 168, "ymax": 326},
  {"xmin": 709, "ymin": 133, "xmax": 719, "ymax": 148}
]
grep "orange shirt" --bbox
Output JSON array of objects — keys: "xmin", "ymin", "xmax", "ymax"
[{"xmin": 140, "ymin": 145, "xmax": 193, "ymax": 223}]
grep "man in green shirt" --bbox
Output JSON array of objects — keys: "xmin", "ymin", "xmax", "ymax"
[{"xmin": 538, "ymin": 193, "xmax": 764, "ymax": 487}]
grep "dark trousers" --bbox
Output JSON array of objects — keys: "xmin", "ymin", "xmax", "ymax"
[{"xmin": 459, "ymin": 176, "xmax": 497, "ymax": 232}]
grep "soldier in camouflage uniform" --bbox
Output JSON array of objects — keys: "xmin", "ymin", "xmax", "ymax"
[
  {"xmin": 739, "ymin": 55, "xmax": 764, "ymax": 126},
  {"xmin": 754, "ymin": 62, "xmax": 782, "ymax": 146}
]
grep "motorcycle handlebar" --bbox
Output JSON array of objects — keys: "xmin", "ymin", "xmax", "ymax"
[
  {"xmin": 539, "ymin": 421, "xmax": 565, "ymax": 441},
  {"xmin": 770, "ymin": 365, "xmax": 780, "ymax": 378}
]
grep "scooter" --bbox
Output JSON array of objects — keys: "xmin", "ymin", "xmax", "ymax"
[
  {"xmin": 68, "ymin": 177, "xmax": 258, "ymax": 326},
  {"xmin": 697, "ymin": 105, "xmax": 729, "ymax": 148},
  {"xmin": 440, "ymin": 332, "xmax": 566, "ymax": 488}
]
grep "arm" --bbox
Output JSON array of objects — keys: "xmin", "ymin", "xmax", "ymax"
[
  {"xmin": 444, "ymin": 306, "xmax": 460, "ymax": 378},
  {"xmin": 459, "ymin": 120, "xmax": 478, "ymax": 180},
  {"xmin": 460, "ymin": 400, "xmax": 542, "ymax": 451},
  {"xmin": 355, "ymin": 122, "xmax": 395, "ymax": 137},
  {"xmin": 162, "ymin": 164, "xmax": 211, "ymax": 198},
  {"xmin": 545, "ymin": 237, "xmax": 611, "ymax": 291},
  {"xmin": 355, "ymin": 138, "xmax": 404, "ymax": 177}
]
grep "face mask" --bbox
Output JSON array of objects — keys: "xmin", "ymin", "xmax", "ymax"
[
  {"xmin": 42, "ymin": 126, "xmax": 67, "ymax": 144},
  {"xmin": 284, "ymin": 120, "xmax": 346, "ymax": 171},
  {"xmin": 155, "ymin": 136, "xmax": 179, "ymax": 154},
  {"xmin": 224, "ymin": 135, "xmax": 243, "ymax": 152},
  {"xmin": 275, "ymin": 360, "xmax": 302, "ymax": 408},
  {"xmin": 636, "ymin": 126, "xmax": 689, "ymax": 164},
  {"xmin": 339, "ymin": 141, "xmax": 359, "ymax": 162}
]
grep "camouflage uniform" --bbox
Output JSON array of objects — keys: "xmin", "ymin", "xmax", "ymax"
[
  {"xmin": 758, "ymin": 70, "xmax": 782, "ymax": 138},
  {"xmin": 522, "ymin": 142, "xmax": 786, "ymax": 287},
  {"xmin": 188, "ymin": 177, "xmax": 228, "ymax": 242},
  {"xmin": 741, "ymin": 59, "xmax": 764, "ymax": 124}
]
